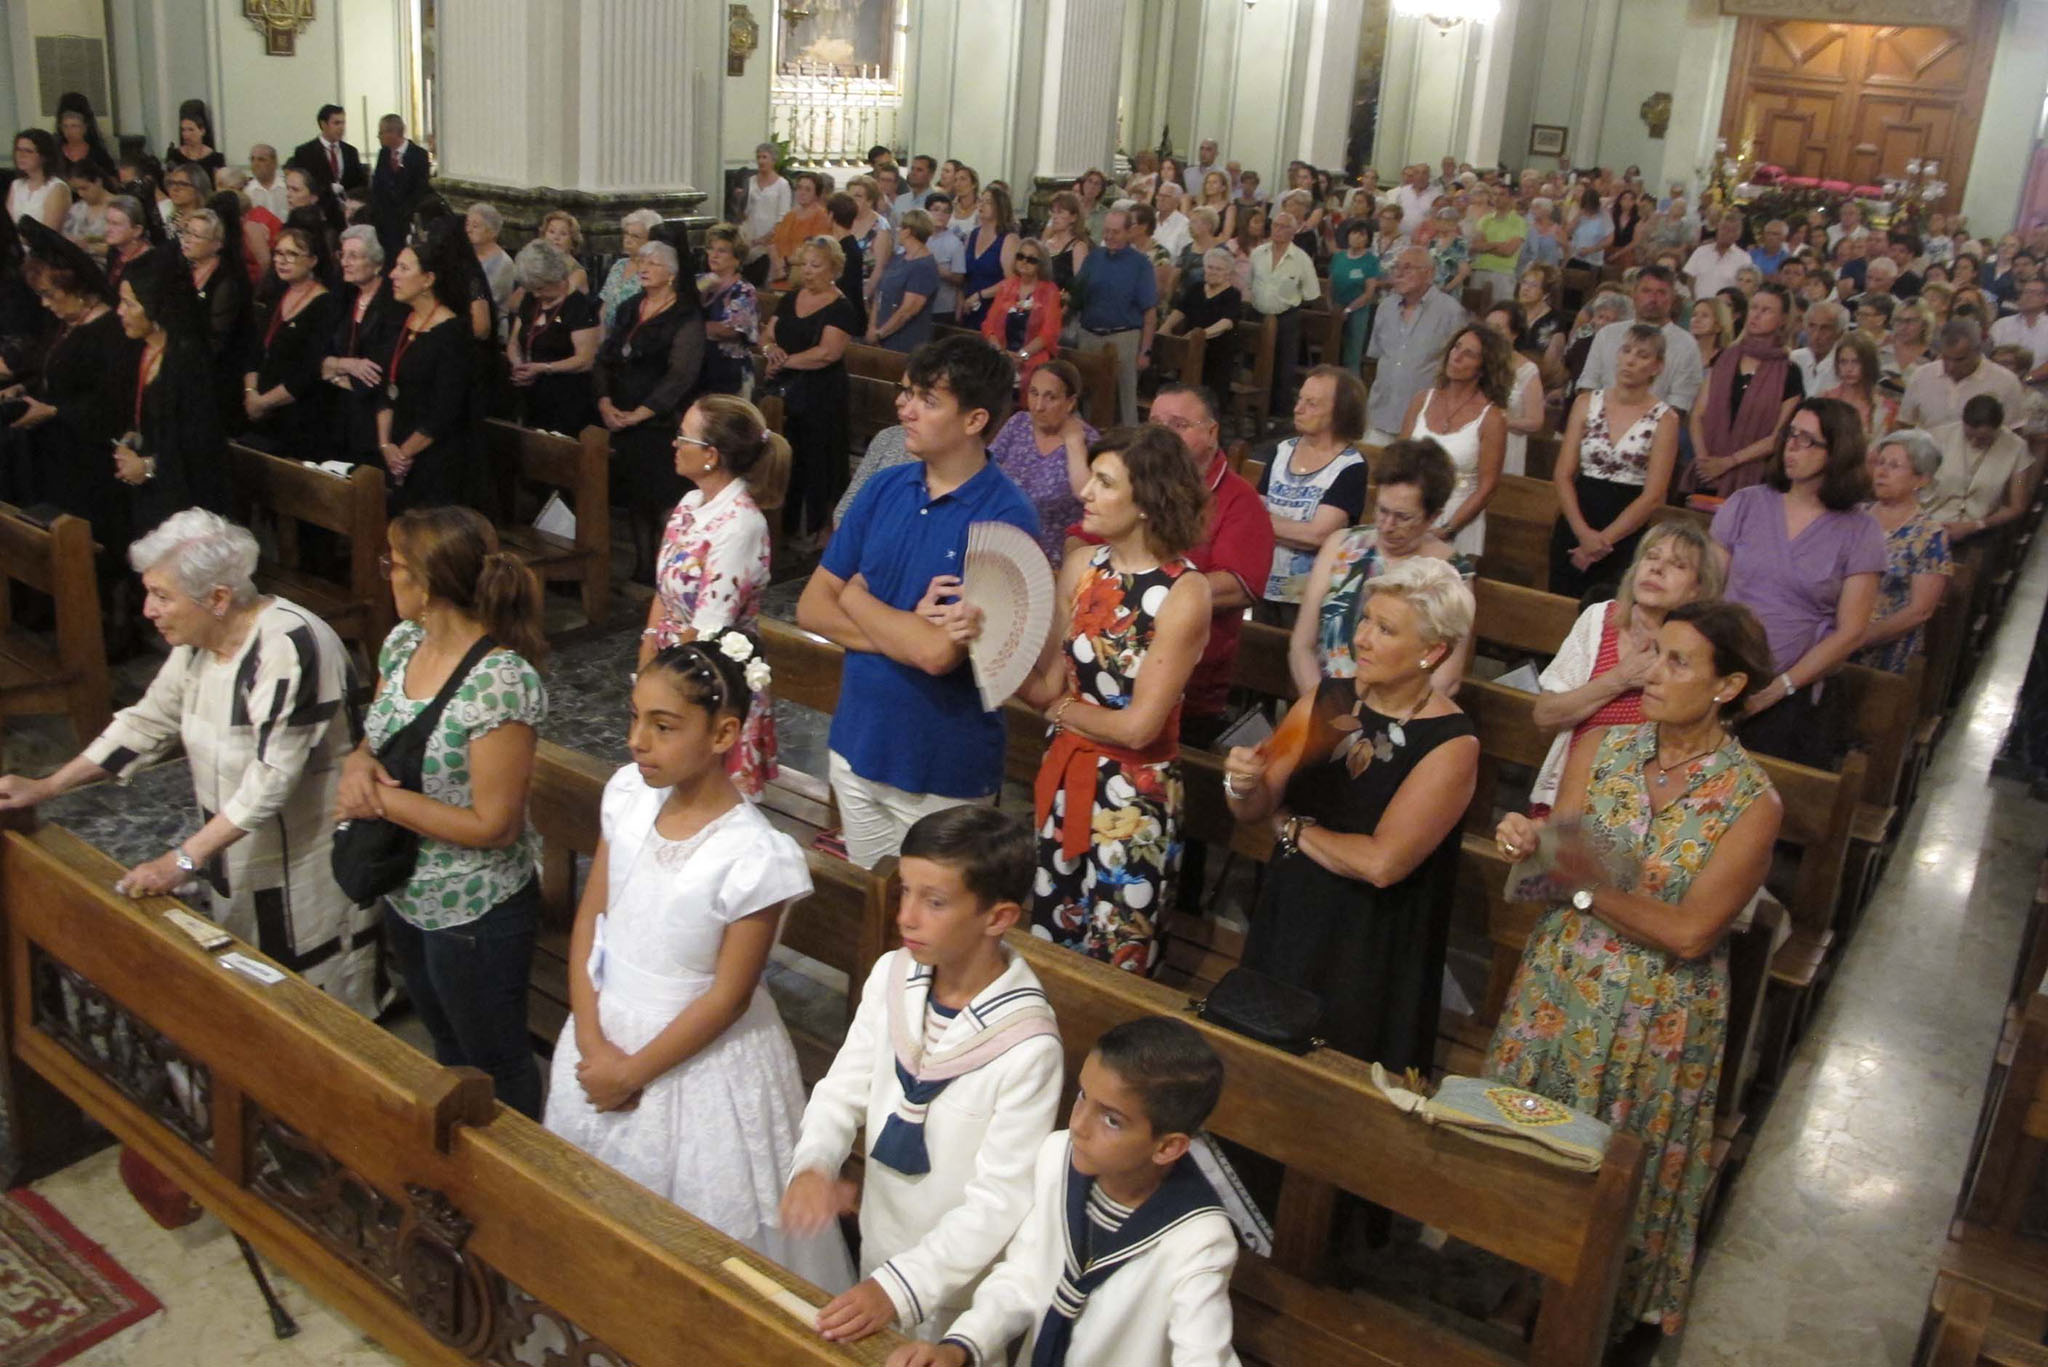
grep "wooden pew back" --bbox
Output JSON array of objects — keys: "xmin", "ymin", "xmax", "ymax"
[
  {"xmin": 225, "ymin": 443, "xmax": 392, "ymax": 658},
  {"xmin": 0, "ymin": 819, "xmax": 907, "ymax": 1366},
  {"xmin": 479, "ymin": 421, "xmax": 613, "ymax": 625},
  {"xmin": 842, "ymin": 344, "xmax": 909, "ymax": 454},
  {"xmin": 0, "ymin": 504, "xmax": 110, "ymax": 746}
]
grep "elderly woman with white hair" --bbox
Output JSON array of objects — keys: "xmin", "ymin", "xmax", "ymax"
[
  {"xmin": 1158, "ymin": 244, "xmax": 1242, "ymax": 396},
  {"xmin": 1855, "ymin": 427, "xmax": 1952, "ymax": 673},
  {"xmin": 506, "ymin": 239, "xmax": 600, "ymax": 434},
  {"xmin": 598, "ymin": 208, "xmax": 660, "ymax": 333},
  {"xmin": 596, "ymin": 237, "xmax": 705, "ymax": 581},
  {"xmin": 0, "ymin": 509, "xmax": 380, "ymax": 1015},
  {"xmin": 1223, "ymin": 555, "xmax": 1480, "ymax": 1068},
  {"xmin": 320, "ymin": 224, "xmax": 400, "ymax": 466}
]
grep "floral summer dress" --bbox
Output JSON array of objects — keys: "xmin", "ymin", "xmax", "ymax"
[
  {"xmin": 649, "ymin": 480, "xmax": 776, "ymax": 795},
  {"xmin": 1486, "ymin": 723, "xmax": 1772, "ymax": 1334},
  {"xmin": 1313, "ymin": 526, "xmax": 1475, "ymax": 679},
  {"xmin": 1853, "ymin": 508, "xmax": 1950, "ymax": 675},
  {"xmin": 1031, "ymin": 547, "xmax": 1190, "ymax": 974}
]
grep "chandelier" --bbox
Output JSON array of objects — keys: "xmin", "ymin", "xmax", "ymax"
[{"xmin": 1392, "ymin": 0, "xmax": 1500, "ymax": 30}]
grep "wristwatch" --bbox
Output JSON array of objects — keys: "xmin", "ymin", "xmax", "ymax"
[
  {"xmin": 1571, "ymin": 887, "xmax": 1595, "ymax": 912},
  {"xmin": 173, "ymin": 846, "xmax": 199, "ymax": 875}
]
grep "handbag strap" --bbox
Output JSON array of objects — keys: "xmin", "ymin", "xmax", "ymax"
[{"xmin": 375, "ymin": 633, "xmax": 499, "ymax": 767}]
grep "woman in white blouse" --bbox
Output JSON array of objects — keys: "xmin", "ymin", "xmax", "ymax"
[
  {"xmin": 1482, "ymin": 301, "xmax": 1548, "ymax": 475},
  {"xmin": 739, "ymin": 143, "xmax": 791, "ymax": 285}
]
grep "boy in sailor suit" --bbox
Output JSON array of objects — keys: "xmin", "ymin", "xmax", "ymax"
[
  {"xmin": 783, "ymin": 807, "xmax": 1064, "ymax": 1342},
  {"xmin": 892, "ymin": 1016, "xmax": 1241, "ymax": 1367}
]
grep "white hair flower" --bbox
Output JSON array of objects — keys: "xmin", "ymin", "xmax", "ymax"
[
  {"xmin": 717, "ymin": 632, "xmax": 754, "ymax": 663},
  {"xmin": 744, "ymin": 657, "xmax": 772, "ymax": 693}
]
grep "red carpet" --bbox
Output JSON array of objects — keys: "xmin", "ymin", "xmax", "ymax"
[{"xmin": 0, "ymin": 1188, "xmax": 161, "ymax": 1366}]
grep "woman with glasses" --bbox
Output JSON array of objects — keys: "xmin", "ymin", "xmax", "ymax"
[
  {"xmin": 869, "ymin": 208, "xmax": 943, "ymax": 356},
  {"xmin": 9, "ymin": 129, "xmax": 73, "ymax": 232},
  {"xmin": 977, "ymin": 233, "xmax": 1061, "ymax": 389},
  {"xmin": 243, "ymin": 226, "xmax": 340, "ymax": 459},
  {"xmin": 1709, "ymin": 397, "xmax": 1884, "ymax": 766},
  {"xmin": 640, "ymin": 396, "xmax": 791, "ymax": 795},
  {"xmin": 1288, "ymin": 438, "xmax": 1474, "ymax": 696}
]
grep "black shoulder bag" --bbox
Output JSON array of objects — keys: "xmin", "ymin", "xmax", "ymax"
[
  {"xmin": 331, "ymin": 635, "xmax": 497, "ymax": 907},
  {"xmin": 1194, "ymin": 967, "xmax": 1327, "ymax": 1055}
]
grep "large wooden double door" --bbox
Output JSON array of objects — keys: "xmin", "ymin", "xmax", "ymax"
[{"xmin": 1719, "ymin": 1, "xmax": 2001, "ymax": 211}]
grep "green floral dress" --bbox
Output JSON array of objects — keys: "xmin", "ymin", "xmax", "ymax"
[
  {"xmin": 364, "ymin": 621, "xmax": 547, "ymax": 930},
  {"xmin": 1485, "ymin": 722, "xmax": 1772, "ymax": 1334}
]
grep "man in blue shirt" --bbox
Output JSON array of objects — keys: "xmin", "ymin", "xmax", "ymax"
[
  {"xmin": 1073, "ymin": 208, "xmax": 1157, "ymax": 425},
  {"xmin": 797, "ymin": 335, "xmax": 1042, "ymax": 869}
]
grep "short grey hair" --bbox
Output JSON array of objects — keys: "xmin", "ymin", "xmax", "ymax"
[
  {"xmin": 466, "ymin": 201, "xmax": 503, "ymax": 235},
  {"xmin": 1875, "ymin": 428, "xmax": 1942, "ymax": 479},
  {"xmin": 1202, "ymin": 245, "xmax": 1236, "ymax": 272},
  {"xmin": 1938, "ymin": 317, "xmax": 1982, "ymax": 350},
  {"xmin": 1591, "ymin": 289, "xmax": 1634, "ymax": 324},
  {"xmin": 249, "ymin": 143, "xmax": 276, "ymax": 159},
  {"xmin": 340, "ymin": 224, "xmax": 384, "ymax": 266},
  {"xmin": 754, "ymin": 141, "xmax": 777, "ymax": 159},
  {"xmin": 1806, "ymin": 299, "xmax": 1847, "ymax": 330},
  {"xmin": 169, "ymin": 164, "xmax": 213, "ymax": 195},
  {"xmin": 514, "ymin": 238, "xmax": 574, "ymax": 289},
  {"xmin": 128, "ymin": 509, "xmax": 260, "ymax": 606},
  {"xmin": 1364, "ymin": 555, "xmax": 1475, "ymax": 650},
  {"xmin": 621, "ymin": 208, "xmax": 662, "ymax": 239},
  {"xmin": 896, "ymin": 208, "xmax": 934, "ymax": 243},
  {"xmin": 215, "ymin": 167, "xmax": 248, "ymax": 191},
  {"xmin": 1530, "ymin": 196, "xmax": 1554, "ymax": 218},
  {"xmin": 636, "ymin": 239, "xmax": 681, "ymax": 274},
  {"xmin": 181, "ymin": 208, "xmax": 223, "ymax": 242}
]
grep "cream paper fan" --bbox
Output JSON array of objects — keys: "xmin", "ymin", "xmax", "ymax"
[{"xmin": 961, "ymin": 521, "xmax": 1055, "ymax": 712}]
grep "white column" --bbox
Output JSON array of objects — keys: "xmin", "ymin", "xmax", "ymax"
[
  {"xmin": 1037, "ymin": 0, "xmax": 1128, "ymax": 181},
  {"xmin": 1571, "ymin": 0, "xmax": 1622, "ymax": 168},
  {"xmin": 1655, "ymin": 0, "xmax": 1736, "ymax": 198},
  {"xmin": 1298, "ymin": 0, "xmax": 1366, "ymax": 170},
  {"xmin": 1462, "ymin": 0, "xmax": 1520, "ymax": 168},
  {"xmin": 438, "ymin": 0, "xmax": 721, "ymax": 196}
]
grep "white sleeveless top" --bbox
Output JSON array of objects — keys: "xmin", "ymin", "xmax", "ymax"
[
  {"xmin": 1410, "ymin": 387, "xmax": 1495, "ymax": 556},
  {"xmin": 7, "ymin": 178, "xmax": 59, "ymax": 226}
]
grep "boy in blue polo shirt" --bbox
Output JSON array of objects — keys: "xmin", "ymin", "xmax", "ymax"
[{"xmin": 797, "ymin": 334, "xmax": 1041, "ymax": 868}]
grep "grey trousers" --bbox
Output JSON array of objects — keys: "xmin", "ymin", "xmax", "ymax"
[{"xmin": 1091, "ymin": 327, "xmax": 1144, "ymax": 426}]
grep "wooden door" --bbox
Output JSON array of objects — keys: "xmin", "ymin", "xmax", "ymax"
[{"xmin": 1719, "ymin": 2, "xmax": 2001, "ymax": 213}]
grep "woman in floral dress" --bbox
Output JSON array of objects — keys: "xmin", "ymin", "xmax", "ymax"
[
  {"xmin": 1488, "ymin": 600, "xmax": 1783, "ymax": 1348},
  {"xmin": 1019, "ymin": 427, "xmax": 1214, "ymax": 974},
  {"xmin": 639, "ymin": 396, "xmax": 790, "ymax": 797}
]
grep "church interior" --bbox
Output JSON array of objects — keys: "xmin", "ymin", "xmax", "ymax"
[{"xmin": 0, "ymin": 0, "xmax": 2045, "ymax": 1364}]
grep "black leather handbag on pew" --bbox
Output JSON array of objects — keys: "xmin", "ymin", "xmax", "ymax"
[{"xmin": 330, "ymin": 635, "xmax": 495, "ymax": 907}]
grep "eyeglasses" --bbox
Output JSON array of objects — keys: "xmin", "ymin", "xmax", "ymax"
[
  {"xmin": 1157, "ymin": 415, "xmax": 1213, "ymax": 434},
  {"xmin": 272, "ymin": 247, "xmax": 309, "ymax": 261},
  {"xmin": 376, "ymin": 553, "xmax": 394, "ymax": 579},
  {"xmin": 1016, "ymin": 255, "xmax": 1042, "ymax": 265},
  {"xmin": 1784, "ymin": 429, "xmax": 1826, "ymax": 451},
  {"xmin": 675, "ymin": 435, "xmax": 715, "ymax": 450}
]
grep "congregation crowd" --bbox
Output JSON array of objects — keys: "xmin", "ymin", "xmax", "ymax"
[{"xmin": 0, "ymin": 89, "xmax": 2041, "ymax": 1366}]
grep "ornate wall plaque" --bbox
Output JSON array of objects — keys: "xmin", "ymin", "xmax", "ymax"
[
  {"xmin": 728, "ymin": 5, "xmax": 760, "ymax": 76},
  {"xmin": 245, "ymin": 0, "xmax": 315, "ymax": 56},
  {"xmin": 1719, "ymin": 0, "xmax": 1974, "ymax": 27}
]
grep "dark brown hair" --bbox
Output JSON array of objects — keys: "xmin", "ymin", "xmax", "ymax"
[
  {"xmin": 689, "ymin": 394, "xmax": 791, "ymax": 510},
  {"xmin": 1375, "ymin": 437, "xmax": 1457, "ymax": 519},
  {"xmin": 1665, "ymin": 600, "xmax": 1774, "ymax": 721},
  {"xmin": 1037, "ymin": 357, "xmax": 1083, "ymax": 404},
  {"xmin": 1764, "ymin": 397, "xmax": 1870, "ymax": 510},
  {"xmin": 1437, "ymin": 324, "xmax": 1514, "ymax": 408},
  {"xmin": 1301, "ymin": 364, "xmax": 1368, "ymax": 445},
  {"xmin": 389, "ymin": 507, "xmax": 549, "ymax": 666},
  {"xmin": 1092, "ymin": 425, "xmax": 1211, "ymax": 558}
]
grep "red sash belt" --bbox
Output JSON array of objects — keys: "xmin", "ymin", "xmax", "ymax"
[{"xmin": 1032, "ymin": 712, "xmax": 1179, "ymax": 863}]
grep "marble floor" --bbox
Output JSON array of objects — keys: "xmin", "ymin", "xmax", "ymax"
[{"xmin": 7, "ymin": 541, "xmax": 2045, "ymax": 1366}]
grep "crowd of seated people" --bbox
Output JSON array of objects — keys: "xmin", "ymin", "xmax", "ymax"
[{"xmin": 0, "ymin": 93, "xmax": 2043, "ymax": 1367}]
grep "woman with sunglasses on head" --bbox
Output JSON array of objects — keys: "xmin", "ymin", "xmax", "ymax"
[
  {"xmin": 640, "ymin": 396, "xmax": 791, "ymax": 796},
  {"xmin": 1708, "ymin": 396, "xmax": 1883, "ymax": 766}
]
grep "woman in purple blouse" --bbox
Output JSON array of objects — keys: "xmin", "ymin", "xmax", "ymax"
[
  {"xmin": 1709, "ymin": 396, "xmax": 1884, "ymax": 767},
  {"xmin": 987, "ymin": 358, "xmax": 1097, "ymax": 566}
]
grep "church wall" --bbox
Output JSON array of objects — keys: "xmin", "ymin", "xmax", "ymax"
[
  {"xmin": 1963, "ymin": 0, "xmax": 2048, "ymax": 233},
  {"xmin": 901, "ymin": 0, "xmax": 1030, "ymax": 187},
  {"xmin": 199, "ymin": 0, "xmax": 406, "ymax": 164}
]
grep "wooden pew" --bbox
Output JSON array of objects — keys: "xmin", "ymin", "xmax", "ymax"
[
  {"xmin": 1228, "ymin": 314, "xmax": 1278, "ymax": 439},
  {"xmin": 0, "ymin": 816, "xmax": 908, "ymax": 1365},
  {"xmin": 0, "ymin": 504, "xmax": 109, "ymax": 749},
  {"xmin": 224, "ymin": 443, "xmax": 392, "ymax": 666},
  {"xmin": 842, "ymin": 343, "xmax": 909, "ymax": 454},
  {"xmin": 1013, "ymin": 932, "xmax": 1645, "ymax": 1367},
  {"xmin": 1475, "ymin": 474, "xmax": 1709, "ymax": 591},
  {"xmin": 1524, "ymin": 432, "xmax": 1562, "ymax": 481},
  {"xmin": 480, "ymin": 421, "xmax": 613, "ymax": 626},
  {"xmin": 1141, "ymin": 328, "xmax": 1208, "ymax": 417}
]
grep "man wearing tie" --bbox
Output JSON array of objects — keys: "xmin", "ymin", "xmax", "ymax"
[
  {"xmin": 369, "ymin": 113, "xmax": 431, "ymax": 265},
  {"xmin": 289, "ymin": 104, "xmax": 360, "ymax": 198}
]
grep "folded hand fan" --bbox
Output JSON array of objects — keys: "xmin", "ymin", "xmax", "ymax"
[{"xmin": 960, "ymin": 521, "xmax": 1055, "ymax": 712}]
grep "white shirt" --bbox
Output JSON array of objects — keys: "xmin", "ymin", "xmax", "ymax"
[
  {"xmin": 739, "ymin": 174, "xmax": 791, "ymax": 254},
  {"xmin": 1154, "ymin": 209, "xmax": 1192, "ymax": 259},
  {"xmin": 1394, "ymin": 183, "xmax": 1437, "ymax": 236},
  {"xmin": 1683, "ymin": 242, "xmax": 1753, "ymax": 300},
  {"xmin": 245, "ymin": 174, "xmax": 289, "ymax": 220},
  {"xmin": 1989, "ymin": 311, "xmax": 2048, "ymax": 370}
]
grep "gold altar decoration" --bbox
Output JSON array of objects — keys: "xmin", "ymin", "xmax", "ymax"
[{"xmin": 245, "ymin": 0, "xmax": 314, "ymax": 56}]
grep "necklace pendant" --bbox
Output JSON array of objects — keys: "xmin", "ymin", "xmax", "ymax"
[{"xmin": 1388, "ymin": 720, "xmax": 1407, "ymax": 748}]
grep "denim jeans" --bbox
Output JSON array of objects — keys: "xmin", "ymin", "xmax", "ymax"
[{"xmin": 384, "ymin": 878, "xmax": 543, "ymax": 1119}]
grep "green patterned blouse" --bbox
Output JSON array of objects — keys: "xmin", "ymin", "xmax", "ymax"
[{"xmin": 365, "ymin": 621, "xmax": 547, "ymax": 930}]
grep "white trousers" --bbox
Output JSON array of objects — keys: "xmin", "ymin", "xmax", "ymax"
[{"xmin": 828, "ymin": 752, "xmax": 988, "ymax": 870}]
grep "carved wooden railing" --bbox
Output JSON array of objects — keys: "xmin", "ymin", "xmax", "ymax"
[{"xmin": 0, "ymin": 812, "xmax": 903, "ymax": 1366}]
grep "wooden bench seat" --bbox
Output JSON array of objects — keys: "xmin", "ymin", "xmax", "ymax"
[
  {"xmin": 225, "ymin": 443, "xmax": 391, "ymax": 666},
  {"xmin": 481, "ymin": 420, "xmax": 612, "ymax": 625}
]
